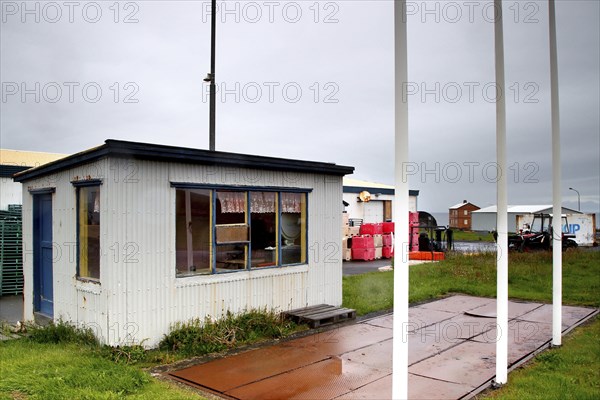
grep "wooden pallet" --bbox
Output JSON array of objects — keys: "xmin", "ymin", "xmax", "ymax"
[{"xmin": 283, "ymin": 304, "xmax": 356, "ymax": 328}]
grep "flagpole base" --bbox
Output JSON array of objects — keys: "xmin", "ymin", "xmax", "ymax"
[{"xmin": 491, "ymin": 380, "xmax": 506, "ymax": 389}]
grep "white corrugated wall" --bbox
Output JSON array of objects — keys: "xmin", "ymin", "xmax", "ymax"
[
  {"xmin": 22, "ymin": 156, "xmax": 344, "ymax": 347},
  {"xmin": 21, "ymin": 160, "xmax": 109, "ymax": 339}
]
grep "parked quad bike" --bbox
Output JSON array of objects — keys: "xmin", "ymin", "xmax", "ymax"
[{"xmin": 507, "ymin": 213, "xmax": 578, "ymax": 252}]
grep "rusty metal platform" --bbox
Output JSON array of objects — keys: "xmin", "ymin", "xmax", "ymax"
[
  {"xmin": 283, "ymin": 304, "xmax": 357, "ymax": 328},
  {"xmin": 168, "ymin": 295, "xmax": 598, "ymax": 400}
]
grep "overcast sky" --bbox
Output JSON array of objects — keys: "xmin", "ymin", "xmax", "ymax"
[{"xmin": 1, "ymin": 0, "xmax": 598, "ymax": 214}]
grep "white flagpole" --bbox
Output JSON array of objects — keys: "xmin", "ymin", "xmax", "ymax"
[
  {"xmin": 548, "ymin": 0, "xmax": 562, "ymax": 347},
  {"xmin": 393, "ymin": 0, "xmax": 410, "ymax": 398},
  {"xmin": 494, "ymin": 0, "xmax": 509, "ymax": 386}
]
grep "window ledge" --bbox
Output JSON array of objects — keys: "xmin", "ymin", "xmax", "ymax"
[
  {"xmin": 75, "ymin": 279, "xmax": 101, "ymax": 295},
  {"xmin": 175, "ymin": 264, "xmax": 309, "ymax": 288}
]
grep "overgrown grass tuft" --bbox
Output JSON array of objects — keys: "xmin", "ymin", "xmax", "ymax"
[
  {"xmin": 159, "ymin": 308, "xmax": 303, "ymax": 356},
  {"xmin": 0, "ymin": 340, "xmax": 199, "ymax": 399},
  {"xmin": 101, "ymin": 342, "xmax": 149, "ymax": 365},
  {"xmin": 28, "ymin": 319, "xmax": 99, "ymax": 347},
  {"xmin": 344, "ymin": 250, "xmax": 600, "ymax": 315}
]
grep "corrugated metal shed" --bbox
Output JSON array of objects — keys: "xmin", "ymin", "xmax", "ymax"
[{"xmin": 17, "ymin": 140, "xmax": 353, "ymax": 347}]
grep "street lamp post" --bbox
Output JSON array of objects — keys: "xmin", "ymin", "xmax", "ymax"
[
  {"xmin": 204, "ymin": 0, "xmax": 216, "ymax": 151},
  {"xmin": 569, "ymin": 187, "xmax": 580, "ymax": 211}
]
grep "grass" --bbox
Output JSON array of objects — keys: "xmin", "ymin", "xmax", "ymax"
[
  {"xmin": 0, "ymin": 340, "xmax": 200, "ymax": 400},
  {"xmin": 343, "ymin": 250, "xmax": 600, "ymax": 315},
  {"xmin": 450, "ymin": 230, "xmax": 496, "ymax": 242},
  {"xmin": 1, "ymin": 251, "xmax": 598, "ymax": 399},
  {"xmin": 158, "ymin": 309, "xmax": 304, "ymax": 357},
  {"xmin": 478, "ymin": 315, "xmax": 600, "ymax": 400},
  {"xmin": 0, "ymin": 310, "xmax": 304, "ymax": 400}
]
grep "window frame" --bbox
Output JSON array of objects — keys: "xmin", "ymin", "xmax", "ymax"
[
  {"xmin": 73, "ymin": 179, "xmax": 103, "ymax": 282},
  {"xmin": 172, "ymin": 183, "xmax": 311, "ymax": 276}
]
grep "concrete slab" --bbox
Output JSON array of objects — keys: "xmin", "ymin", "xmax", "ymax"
[
  {"xmin": 364, "ymin": 307, "xmax": 455, "ymax": 331},
  {"xmin": 225, "ymin": 359, "xmax": 389, "ymax": 400},
  {"xmin": 341, "ymin": 340, "xmax": 392, "ymax": 372},
  {"xmin": 407, "ymin": 329, "xmax": 459, "ymax": 366},
  {"xmin": 516, "ymin": 304, "xmax": 596, "ymax": 327},
  {"xmin": 287, "ymin": 323, "xmax": 393, "ymax": 355},
  {"xmin": 416, "ymin": 295, "xmax": 495, "ymax": 314},
  {"xmin": 171, "ymin": 344, "xmax": 330, "ymax": 393},
  {"xmin": 409, "ymin": 340, "xmax": 497, "ymax": 388},
  {"xmin": 334, "ymin": 373, "xmax": 471, "ymax": 400},
  {"xmin": 334, "ymin": 374, "xmax": 392, "ymax": 400},
  {"xmin": 466, "ymin": 300, "xmax": 544, "ymax": 319},
  {"xmin": 470, "ymin": 320, "xmax": 561, "ymax": 365},
  {"xmin": 415, "ymin": 313, "xmax": 497, "ymax": 342},
  {"xmin": 167, "ymin": 296, "xmax": 597, "ymax": 400},
  {"xmin": 408, "ymin": 374, "xmax": 473, "ymax": 400}
]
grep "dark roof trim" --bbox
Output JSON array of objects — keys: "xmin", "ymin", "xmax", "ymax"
[
  {"xmin": 449, "ymin": 202, "xmax": 479, "ymax": 210},
  {"xmin": 28, "ymin": 187, "xmax": 56, "ymax": 195},
  {"xmin": 343, "ymin": 186, "xmax": 419, "ymax": 197},
  {"xmin": 14, "ymin": 139, "xmax": 354, "ymax": 183},
  {"xmin": 0, "ymin": 165, "xmax": 31, "ymax": 178},
  {"xmin": 171, "ymin": 182, "xmax": 313, "ymax": 193},
  {"xmin": 71, "ymin": 179, "xmax": 103, "ymax": 187}
]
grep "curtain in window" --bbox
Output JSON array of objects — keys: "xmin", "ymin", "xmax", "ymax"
[
  {"xmin": 93, "ymin": 190, "xmax": 100, "ymax": 213},
  {"xmin": 251, "ymin": 192, "xmax": 276, "ymax": 213},
  {"xmin": 218, "ymin": 192, "xmax": 246, "ymax": 213},
  {"xmin": 281, "ymin": 193, "xmax": 302, "ymax": 213}
]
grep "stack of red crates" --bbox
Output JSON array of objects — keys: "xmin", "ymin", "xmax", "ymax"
[
  {"xmin": 382, "ymin": 222, "xmax": 394, "ymax": 258},
  {"xmin": 350, "ymin": 234, "xmax": 375, "ymax": 261},
  {"xmin": 360, "ymin": 224, "xmax": 384, "ymax": 259},
  {"xmin": 409, "ymin": 212, "xmax": 420, "ymax": 252}
]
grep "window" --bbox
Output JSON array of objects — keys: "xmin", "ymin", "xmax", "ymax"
[
  {"xmin": 176, "ymin": 189, "xmax": 211, "ymax": 276},
  {"xmin": 463, "ymin": 219, "xmax": 468, "ymax": 225},
  {"xmin": 250, "ymin": 192, "xmax": 277, "ymax": 268},
  {"xmin": 175, "ymin": 187, "xmax": 307, "ymax": 276},
  {"xmin": 464, "ymin": 210, "xmax": 468, "ymax": 216},
  {"xmin": 77, "ymin": 185, "xmax": 101, "ymax": 280},
  {"xmin": 215, "ymin": 191, "xmax": 248, "ymax": 272},
  {"xmin": 280, "ymin": 192, "xmax": 306, "ymax": 265}
]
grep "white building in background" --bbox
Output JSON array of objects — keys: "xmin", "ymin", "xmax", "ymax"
[
  {"xmin": 471, "ymin": 205, "xmax": 581, "ymax": 233},
  {"xmin": 14, "ymin": 139, "xmax": 354, "ymax": 347},
  {"xmin": 342, "ymin": 178, "xmax": 419, "ymax": 224},
  {"xmin": 0, "ymin": 149, "xmax": 66, "ymax": 210}
]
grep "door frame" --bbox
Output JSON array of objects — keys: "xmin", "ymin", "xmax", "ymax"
[{"xmin": 32, "ymin": 190, "xmax": 54, "ymax": 318}]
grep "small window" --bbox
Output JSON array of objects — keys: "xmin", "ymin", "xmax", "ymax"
[
  {"xmin": 281, "ymin": 192, "xmax": 306, "ymax": 265},
  {"xmin": 78, "ymin": 185, "xmax": 100, "ymax": 280},
  {"xmin": 463, "ymin": 219, "xmax": 468, "ymax": 225},
  {"xmin": 176, "ymin": 189, "xmax": 211, "ymax": 276},
  {"xmin": 464, "ymin": 210, "xmax": 468, "ymax": 216},
  {"xmin": 215, "ymin": 191, "xmax": 248, "ymax": 272},
  {"xmin": 250, "ymin": 192, "xmax": 277, "ymax": 268}
]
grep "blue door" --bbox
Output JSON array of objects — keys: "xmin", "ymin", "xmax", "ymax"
[{"xmin": 34, "ymin": 194, "xmax": 53, "ymax": 317}]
